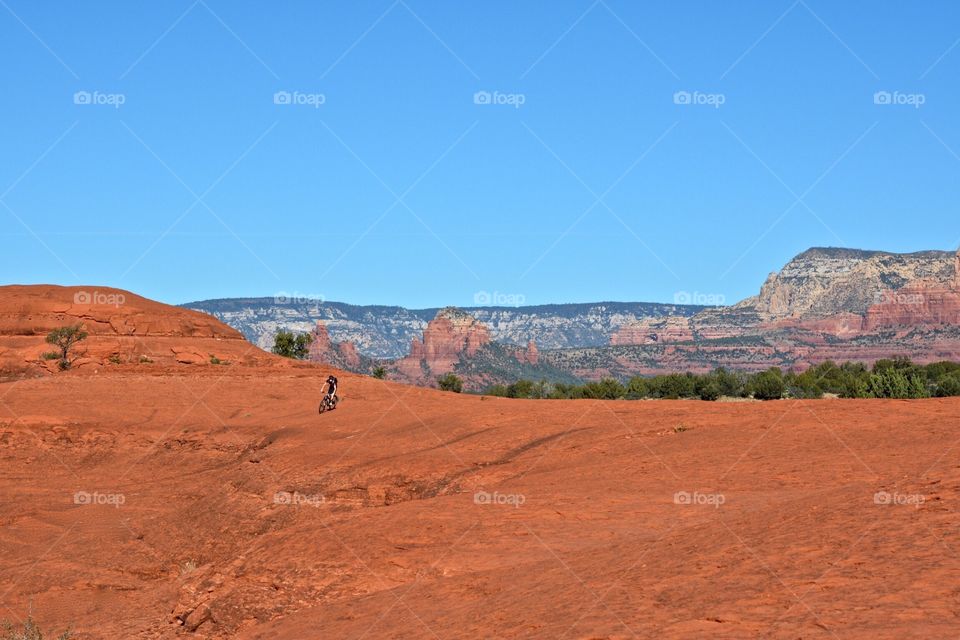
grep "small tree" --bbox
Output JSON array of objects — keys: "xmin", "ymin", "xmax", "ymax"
[
  {"xmin": 45, "ymin": 325, "xmax": 87, "ymax": 370},
  {"xmin": 271, "ymin": 330, "xmax": 312, "ymax": 359},
  {"xmin": 437, "ymin": 373, "xmax": 463, "ymax": 393},
  {"xmin": 371, "ymin": 366, "xmax": 387, "ymax": 379},
  {"xmin": 750, "ymin": 368, "xmax": 785, "ymax": 400}
]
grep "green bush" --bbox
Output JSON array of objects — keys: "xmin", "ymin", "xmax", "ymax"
[
  {"xmin": 750, "ymin": 368, "xmax": 785, "ymax": 400},
  {"xmin": 583, "ymin": 378, "xmax": 625, "ymax": 400},
  {"xmin": 935, "ymin": 373, "xmax": 960, "ymax": 397},
  {"xmin": 649, "ymin": 373, "xmax": 696, "ymax": 399},
  {"xmin": 371, "ymin": 366, "xmax": 386, "ymax": 379},
  {"xmin": 696, "ymin": 379, "xmax": 721, "ymax": 401},
  {"xmin": 507, "ymin": 379, "xmax": 535, "ymax": 398},
  {"xmin": 271, "ymin": 330, "xmax": 312, "ymax": 359},
  {"xmin": 437, "ymin": 373, "xmax": 463, "ymax": 393},
  {"xmin": 485, "ymin": 384, "xmax": 509, "ymax": 397},
  {"xmin": 867, "ymin": 368, "xmax": 928, "ymax": 399},
  {"xmin": 45, "ymin": 325, "xmax": 88, "ymax": 370},
  {"xmin": 625, "ymin": 376, "xmax": 648, "ymax": 399}
]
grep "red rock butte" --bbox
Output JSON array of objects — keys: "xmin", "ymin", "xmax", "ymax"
[{"xmin": 0, "ymin": 285, "xmax": 959, "ymax": 639}]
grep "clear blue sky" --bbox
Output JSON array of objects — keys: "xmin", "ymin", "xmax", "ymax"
[{"xmin": 2, "ymin": 1, "xmax": 959, "ymax": 308}]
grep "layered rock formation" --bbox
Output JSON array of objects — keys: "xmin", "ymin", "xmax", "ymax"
[
  {"xmin": 731, "ymin": 247, "xmax": 958, "ymax": 322},
  {"xmin": 609, "ymin": 316, "xmax": 695, "ymax": 345},
  {"xmin": 307, "ymin": 321, "xmax": 362, "ymax": 370},
  {"xmin": 394, "ymin": 308, "xmax": 491, "ymax": 383},
  {"xmin": 0, "ymin": 285, "xmax": 277, "ymax": 376}
]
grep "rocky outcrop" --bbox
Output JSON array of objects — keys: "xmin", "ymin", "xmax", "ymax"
[
  {"xmin": 732, "ymin": 247, "xmax": 958, "ymax": 322},
  {"xmin": 610, "ymin": 316, "xmax": 694, "ymax": 345},
  {"xmin": 394, "ymin": 308, "xmax": 491, "ymax": 382},
  {"xmin": 523, "ymin": 340, "xmax": 539, "ymax": 365},
  {"xmin": 307, "ymin": 321, "xmax": 362, "ymax": 369},
  {"xmin": 0, "ymin": 285, "xmax": 273, "ymax": 375}
]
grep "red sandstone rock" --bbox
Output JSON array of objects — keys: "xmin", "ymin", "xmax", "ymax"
[
  {"xmin": 307, "ymin": 321, "xmax": 363, "ymax": 370},
  {"xmin": 609, "ymin": 316, "xmax": 694, "ymax": 345},
  {"xmin": 394, "ymin": 308, "xmax": 491, "ymax": 384},
  {"xmin": 0, "ymin": 285, "xmax": 271, "ymax": 375}
]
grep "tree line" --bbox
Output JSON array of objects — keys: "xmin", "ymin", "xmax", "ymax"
[{"xmin": 474, "ymin": 358, "xmax": 960, "ymax": 400}]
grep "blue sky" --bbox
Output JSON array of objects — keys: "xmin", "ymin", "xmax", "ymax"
[{"xmin": 2, "ymin": 1, "xmax": 959, "ymax": 308}]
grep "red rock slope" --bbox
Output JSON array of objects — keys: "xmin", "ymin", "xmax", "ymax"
[
  {"xmin": 1, "ymin": 366, "xmax": 959, "ymax": 639},
  {"xmin": 0, "ymin": 285, "xmax": 277, "ymax": 375}
]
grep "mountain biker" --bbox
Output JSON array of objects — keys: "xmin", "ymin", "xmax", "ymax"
[{"xmin": 323, "ymin": 375, "xmax": 338, "ymax": 408}]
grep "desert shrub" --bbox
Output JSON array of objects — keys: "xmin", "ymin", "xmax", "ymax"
[
  {"xmin": 507, "ymin": 379, "xmax": 535, "ymax": 399},
  {"xmin": 371, "ymin": 366, "xmax": 386, "ymax": 379},
  {"xmin": 625, "ymin": 376, "xmax": 648, "ymax": 399},
  {"xmin": 695, "ymin": 378, "xmax": 721, "ymax": 401},
  {"xmin": 209, "ymin": 355, "xmax": 228, "ymax": 365},
  {"xmin": 1, "ymin": 614, "xmax": 71, "ymax": 640},
  {"xmin": 45, "ymin": 325, "xmax": 87, "ymax": 370},
  {"xmin": 934, "ymin": 373, "xmax": 960, "ymax": 397},
  {"xmin": 785, "ymin": 370, "xmax": 822, "ymax": 399},
  {"xmin": 485, "ymin": 384, "xmax": 509, "ymax": 397},
  {"xmin": 711, "ymin": 367, "xmax": 747, "ymax": 397},
  {"xmin": 867, "ymin": 368, "xmax": 928, "ymax": 399},
  {"xmin": 107, "ymin": 354, "xmax": 122, "ymax": 365},
  {"xmin": 139, "ymin": 356, "xmax": 153, "ymax": 364},
  {"xmin": 437, "ymin": 373, "xmax": 463, "ymax": 393},
  {"xmin": 750, "ymin": 368, "xmax": 785, "ymax": 400},
  {"xmin": 583, "ymin": 378, "xmax": 624, "ymax": 400},
  {"xmin": 549, "ymin": 383, "xmax": 584, "ymax": 399},
  {"xmin": 648, "ymin": 373, "xmax": 696, "ymax": 399},
  {"xmin": 271, "ymin": 330, "xmax": 312, "ymax": 359},
  {"xmin": 40, "ymin": 352, "xmax": 59, "ymax": 361}
]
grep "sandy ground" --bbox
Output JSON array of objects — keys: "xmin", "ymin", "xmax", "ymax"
[{"xmin": 1, "ymin": 366, "xmax": 959, "ymax": 639}]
